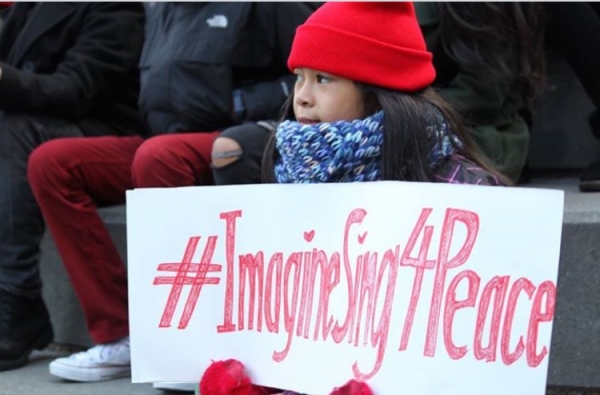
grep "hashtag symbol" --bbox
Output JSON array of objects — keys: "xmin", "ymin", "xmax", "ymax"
[{"xmin": 153, "ymin": 236, "xmax": 222, "ymax": 329}]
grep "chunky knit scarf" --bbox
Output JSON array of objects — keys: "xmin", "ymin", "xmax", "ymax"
[{"xmin": 274, "ymin": 108, "xmax": 462, "ymax": 183}]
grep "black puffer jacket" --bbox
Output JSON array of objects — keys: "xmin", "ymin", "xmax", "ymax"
[{"xmin": 139, "ymin": 2, "xmax": 317, "ymax": 135}]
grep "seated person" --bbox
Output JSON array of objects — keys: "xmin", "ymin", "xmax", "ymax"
[
  {"xmin": 26, "ymin": 1, "xmax": 317, "ymax": 387},
  {"xmin": 0, "ymin": 2, "xmax": 145, "ymax": 373}
]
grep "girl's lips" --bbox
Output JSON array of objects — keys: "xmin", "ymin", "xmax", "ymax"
[{"xmin": 297, "ymin": 117, "xmax": 318, "ymax": 124}]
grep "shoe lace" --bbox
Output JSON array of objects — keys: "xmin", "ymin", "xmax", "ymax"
[{"xmin": 73, "ymin": 336, "xmax": 130, "ymax": 363}]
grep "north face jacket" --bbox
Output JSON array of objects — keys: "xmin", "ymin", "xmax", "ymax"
[{"xmin": 139, "ymin": 2, "xmax": 317, "ymax": 135}]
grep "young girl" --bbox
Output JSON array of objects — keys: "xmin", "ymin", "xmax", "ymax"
[
  {"xmin": 261, "ymin": 1, "xmax": 509, "ymax": 187},
  {"xmin": 201, "ymin": 3, "xmax": 508, "ymax": 395}
]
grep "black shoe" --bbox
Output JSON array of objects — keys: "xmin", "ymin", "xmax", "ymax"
[
  {"xmin": 579, "ymin": 159, "xmax": 600, "ymax": 192},
  {"xmin": 0, "ymin": 290, "xmax": 54, "ymax": 371}
]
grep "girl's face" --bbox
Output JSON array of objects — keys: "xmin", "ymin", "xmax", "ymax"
[{"xmin": 293, "ymin": 68, "xmax": 366, "ymax": 124}]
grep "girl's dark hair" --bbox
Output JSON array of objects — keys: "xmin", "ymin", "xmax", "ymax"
[
  {"xmin": 262, "ymin": 85, "xmax": 511, "ymax": 185},
  {"xmin": 437, "ymin": 3, "xmax": 546, "ymax": 109}
]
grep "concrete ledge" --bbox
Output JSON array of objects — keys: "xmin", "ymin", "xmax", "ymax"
[
  {"xmin": 528, "ymin": 177, "xmax": 600, "ymax": 388},
  {"xmin": 548, "ymin": 222, "xmax": 600, "ymax": 388}
]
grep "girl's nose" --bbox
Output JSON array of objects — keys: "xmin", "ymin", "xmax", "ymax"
[{"xmin": 294, "ymin": 83, "xmax": 313, "ymax": 107}]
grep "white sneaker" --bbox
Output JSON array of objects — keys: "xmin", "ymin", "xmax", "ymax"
[
  {"xmin": 153, "ymin": 382, "xmax": 197, "ymax": 393},
  {"xmin": 49, "ymin": 336, "xmax": 131, "ymax": 382}
]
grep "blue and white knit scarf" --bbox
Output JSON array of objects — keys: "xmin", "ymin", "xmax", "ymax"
[{"xmin": 274, "ymin": 109, "xmax": 462, "ymax": 183}]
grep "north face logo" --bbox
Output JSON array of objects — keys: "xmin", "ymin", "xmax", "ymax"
[{"xmin": 206, "ymin": 15, "xmax": 228, "ymax": 28}]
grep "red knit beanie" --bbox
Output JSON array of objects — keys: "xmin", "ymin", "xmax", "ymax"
[{"xmin": 288, "ymin": 2, "xmax": 435, "ymax": 92}]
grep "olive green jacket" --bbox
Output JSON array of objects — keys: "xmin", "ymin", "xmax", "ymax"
[{"xmin": 415, "ymin": 2, "xmax": 529, "ymax": 181}]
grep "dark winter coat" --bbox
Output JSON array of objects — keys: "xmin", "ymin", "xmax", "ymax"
[
  {"xmin": 139, "ymin": 2, "xmax": 316, "ymax": 135},
  {"xmin": 0, "ymin": 2, "xmax": 146, "ymax": 136}
]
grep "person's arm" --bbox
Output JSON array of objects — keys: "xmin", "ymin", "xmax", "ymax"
[
  {"xmin": 233, "ymin": 75, "xmax": 295, "ymax": 123},
  {"xmin": 234, "ymin": 3, "xmax": 316, "ymax": 122},
  {"xmin": 0, "ymin": 2, "xmax": 144, "ymax": 119}
]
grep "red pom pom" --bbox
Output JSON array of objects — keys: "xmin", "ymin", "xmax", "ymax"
[
  {"xmin": 330, "ymin": 380, "xmax": 374, "ymax": 395},
  {"xmin": 200, "ymin": 359, "xmax": 255, "ymax": 395}
]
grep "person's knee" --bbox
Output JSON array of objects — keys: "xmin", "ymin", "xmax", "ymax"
[
  {"xmin": 132, "ymin": 135, "xmax": 167, "ymax": 167},
  {"xmin": 211, "ymin": 137, "xmax": 243, "ymax": 168},
  {"xmin": 28, "ymin": 139, "xmax": 76, "ymax": 193},
  {"xmin": 132, "ymin": 135, "xmax": 198, "ymax": 188},
  {"xmin": 131, "ymin": 135, "xmax": 175, "ymax": 179}
]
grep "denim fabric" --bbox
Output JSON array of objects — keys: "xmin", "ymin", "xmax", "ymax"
[{"xmin": 0, "ymin": 113, "xmax": 82, "ymax": 297}]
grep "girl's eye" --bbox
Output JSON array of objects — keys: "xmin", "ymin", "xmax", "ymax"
[
  {"xmin": 317, "ymin": 74, "xmax": 331, "ymax": 83},
  {"xmin": 295, "ymin": 74, "xmax": 304, "ymax": 83}
]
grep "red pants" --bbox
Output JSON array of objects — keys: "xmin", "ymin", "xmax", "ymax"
[{"xmin": 28, "ymin": 132, "xmax": 219, "ymax": 343}]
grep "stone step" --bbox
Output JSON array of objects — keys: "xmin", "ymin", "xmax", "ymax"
[
  {"xmin": 0, "ymin": 350, "xmax": 592, "ymax": 395},
  {"xmin": 527, "ymin": 176, "xmax": 600, "ymax": 389}
]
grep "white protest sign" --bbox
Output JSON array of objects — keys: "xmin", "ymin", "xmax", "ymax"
[{"xmin": 127, "ymin": 181, "xmax": 564, "ymax": 395}]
